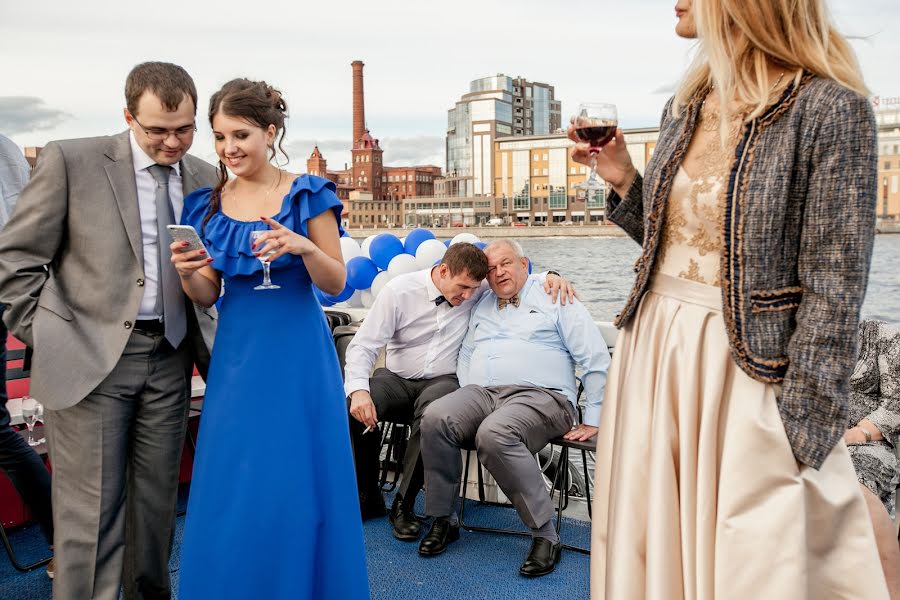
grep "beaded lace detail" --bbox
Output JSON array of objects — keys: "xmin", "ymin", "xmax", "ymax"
[{"xmin": 655, "ymin": 101, "xmax": 741, "ymax": 287}]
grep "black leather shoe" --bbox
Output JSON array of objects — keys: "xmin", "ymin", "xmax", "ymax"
[
  {"xmin": 359, "ymin": 489, "xmax": 387, "ymax": 521},
  {"xmin": 418, "ymin": 518, "xmax": 460, "ymax": 556},
  {"xmin": 519, "ymin": 537, "xmax": 561, "ymax": 577},
  {"xmin": 389, "ymin": 496, "xmax": 421, "ymax": 540}
]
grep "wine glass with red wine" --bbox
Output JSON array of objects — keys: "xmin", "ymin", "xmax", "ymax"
[{"xmin": 573, "ymin": 102, "xmax": 618, "ymax": 192}]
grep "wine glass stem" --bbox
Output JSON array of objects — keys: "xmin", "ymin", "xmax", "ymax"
[
  {"xmin": 262, "ymin": 262, "xmax": 273, "ymax": 286},
  {"xmin": 589, "ymin": 152, "xmax": 599, "ymax": 182},
  {"xmin": 25, "ymin": 425, "xmax": 34, "ymax": 444}
]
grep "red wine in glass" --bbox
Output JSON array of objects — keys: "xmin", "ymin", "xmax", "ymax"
[
  {"xmin": 574, "ymin": 122, "xmax": 617, "ymax": 148},
  {"xmin": 573, "ymin": 102, "xmax": 618, "ymax": 191}
]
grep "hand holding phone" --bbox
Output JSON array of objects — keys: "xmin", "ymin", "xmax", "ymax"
[
  {"xmin": 166, "ymin": 225, "xmax": 213, "ymax": 277},
  {"xmin": 167, "ymin": 225, "xmax": 209, "ymax": 255}
]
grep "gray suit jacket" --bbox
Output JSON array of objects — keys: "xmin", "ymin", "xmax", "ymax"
[
  {"xmin": 0, "ymin": 130, "xmax": 218, "ymax": 410},
  {"xmin": 608, "ymin": 74, "xmax": 878, "ymax": 469}
]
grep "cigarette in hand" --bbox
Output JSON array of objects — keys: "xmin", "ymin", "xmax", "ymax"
[{"xmin": 363, "ymin": 425, "xmax": 374, "ymax": 435}]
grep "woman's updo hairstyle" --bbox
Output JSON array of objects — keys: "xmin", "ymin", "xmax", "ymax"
[{"xmin": 204, "ymin": 78, "xmax": 290, "ymax": 230}]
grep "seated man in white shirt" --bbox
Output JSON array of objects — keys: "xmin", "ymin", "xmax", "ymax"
[
  {"xmin": 344, "ymin": 242, "xmax": 574, "ymax": 541},
  {"xmin": 418, "ymin": 239, "xmax": 610, "ymax": 577}
]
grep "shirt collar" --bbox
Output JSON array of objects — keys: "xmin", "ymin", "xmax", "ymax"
[
  {"xmin": 129, "ymin": 130, "xmax": 181, "ymax": 176},
  {"xmin": 424, "ymin": 267, "xmax": 444, "ymax": 304}
]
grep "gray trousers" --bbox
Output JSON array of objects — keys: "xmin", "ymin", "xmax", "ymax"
[
  {"xmin": 46, "ymin": 330, "xmax": 192, "ymax": 600},
  {"xmin": 421, "ymin": 384, "xmax": 575, "ymax": 529},
  {"xmin": 350, "ymin": 368, "xmax": 459, "ymax": 501}
]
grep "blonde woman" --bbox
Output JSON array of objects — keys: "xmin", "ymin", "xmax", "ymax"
[{"xmin": 569, "ymin": 0, "xmax": 891, "ymax": 598}]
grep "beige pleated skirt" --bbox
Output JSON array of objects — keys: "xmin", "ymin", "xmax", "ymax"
[{"xmin": 590, "ymin": 274, "xmax": 888, "ymax": 600}]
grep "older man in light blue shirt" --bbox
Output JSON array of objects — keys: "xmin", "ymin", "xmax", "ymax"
[{"xmin": 419, "ymin": 239, "xmax": 610, "ymax": 577}]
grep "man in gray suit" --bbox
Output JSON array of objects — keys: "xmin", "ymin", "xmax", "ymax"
[{"xmin": 0, "ymin": 62, "xmax": 216, "ymax": 600}]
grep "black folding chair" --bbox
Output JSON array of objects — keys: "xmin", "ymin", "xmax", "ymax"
[{"xmin": 458, "ymin": 381, "xmax": 593, "ymax": 555}]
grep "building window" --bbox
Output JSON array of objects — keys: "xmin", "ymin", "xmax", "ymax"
[
  {"xmin": 586, "ymin": 189, "xmax": 606, "ymax": 208},
  {"xmin": 513, "ymin": 192, "xmax": 530, "ymax": 210},
  {"xmin": 886, "ymin": 161, "xmax": 892, "ymax": 170},
  {"xmin": 542, "ymin": 168, "xmax": 548, "ymax": 176},
  {"xmin": 533, "ymin": 168, "xmax": 539, "ymax": 176},
  {"xmin": 533, "ymin": 155, "xmax": 539, "ymax": 162},
  {"xmin": 548, "ymin": 187, "xmax": 567, "ymax": 209},
  {"xmin": 542, "ymin": 153, "xmax": 548, "ymax": 161}
]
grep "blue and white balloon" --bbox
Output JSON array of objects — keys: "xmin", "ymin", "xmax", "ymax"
[
  {"xmin": 360, "ymin": 235, "xmax": 378, "ymax": 258},
  {"xmin": 403, "ymin": 228, "xmax": 437, "ymax": 256},
  {"xmin": 387, "ymin": 253, "xmax": 418, "ymax": 277},
  {"xmin": 450, "ymin": 232, "xmax": 480, "ymax": 246},
  {"xmin": 415, "ymin": 239, "xmax": 447, "ymax": 270},
  {"xmin": 346, "ymin": 256, "xmax": 379, "ymax": 290},
  {"xmin": 370, "ymin": 271, "xmax": 392, "ymax": 299},
  {"xmin": 369, "ymin": 234, "xmax": 404, "ymax": 271},
  {"xmin": 340, "ymin": 236, "xmax": 362, "ymax": 264}
]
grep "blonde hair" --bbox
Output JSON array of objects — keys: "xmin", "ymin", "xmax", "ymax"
[{"xmin": 673, "ymin": 0, "xmax": 868, "ymax": 123}]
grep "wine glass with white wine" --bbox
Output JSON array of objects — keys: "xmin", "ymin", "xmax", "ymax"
[
  {"xmin": 21, "ymin": 396, "xmax": 43, "ymax": 447},
  {"xmin": 249, "ymin": 230, "xmax": 281, "ymax": 290}
]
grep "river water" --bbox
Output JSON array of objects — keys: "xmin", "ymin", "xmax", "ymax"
[{"xmin": 520, "ymin": 235, "xmax": 900, "ymax": 324}]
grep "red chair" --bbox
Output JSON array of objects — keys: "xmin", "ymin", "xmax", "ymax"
[{"xmin": 1, "ymin": 333, "xmax": 52, "ymax": 572}]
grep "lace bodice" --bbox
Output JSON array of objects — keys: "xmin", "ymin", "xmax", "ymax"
[{"xmin": 655, "ymin": 101, "xmax": 739, "ymax": 287}]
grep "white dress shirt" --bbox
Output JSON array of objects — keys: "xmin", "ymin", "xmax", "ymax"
[
  {"xmin": 129, "ymin": 132, "xmax": 184, "ymax": 320},
  {"xmin": 343, "ymin": 268, "xmax": 486, "ymax": 396}
]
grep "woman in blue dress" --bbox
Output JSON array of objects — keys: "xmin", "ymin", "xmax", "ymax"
[{"xmin": 170, "ymin": 78, "xmax": 369, "ymax": 599}]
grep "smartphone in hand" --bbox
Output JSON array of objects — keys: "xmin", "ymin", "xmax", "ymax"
[{"xmin": 166, "ymin": 225, "xmax": 210, "ymax": 256}]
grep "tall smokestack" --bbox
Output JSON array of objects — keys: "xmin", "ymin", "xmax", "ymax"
[{"xmin": 351, "ymin": 60, "xmax": 365, "ymax": 148}]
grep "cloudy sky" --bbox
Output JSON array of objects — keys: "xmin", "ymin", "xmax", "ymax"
[{"xmin": 2, "ymin": 0, "xmax": 898, "ymax": 171}]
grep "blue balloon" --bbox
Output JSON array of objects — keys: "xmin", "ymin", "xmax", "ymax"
[
  {"xmin": 527, "ymin": 258, "xmax": 533, "ymax": 274},
  {"xmin": 346, "ymin": 256, "xmax": 379, "ymax": 290},
  {"xmin": 341, "ymin": 230, "xmax": 351, "ymax": 238},
  {"xmin": 369, "ymin": 234, "xmax": 404, "ymax": 271},
  {"xmin": 324, "ymin": 282, "xmax": 355, "ymax": 303},
  {"xmin": 403, "ymin": 228, "xmax": 436, "ymax": 256},
  {"xmin": 313, "ymin": 286, "xmax": 336, "ymax": 307},
  {"xmin": 443, "ymin": 239, "xmax": 452, "ymax": 247},
  {"xmin": 474, "ymin": 241, "xmax": 487, "ymax": 250}
]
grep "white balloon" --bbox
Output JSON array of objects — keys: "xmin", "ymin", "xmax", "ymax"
[
  {"xmin": 370, "ymin": 271, "xmax": 393, "ymax": 298},
  {"xmin": 387, "ymin": 253, "xmax": 418, "ymax": 277},
  {"xmin": 340, "ymin": 237, "xmax": 362, "ymax": 263},
  {"xmin": 347, "ymin": 289, "xmax": 365, "ymax": 308},
  {"xmin": 450, "ymin": 232, "xmax": 480, "ymax": 246},
  {"xmin": 361, "ymin": 289, "xmax": 375, "ymax": 308},
  {"xmin": 360, "ymin": 235, "xmax": 378, "ymax": 258},
  {"xmin": 414, "ymin": 239, "xmax": 447, "ymax": 270}
]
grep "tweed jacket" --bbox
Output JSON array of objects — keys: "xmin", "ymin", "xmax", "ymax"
[{"xmin": 608, "ymin": 74, "xmax": 878, "ymax": 469}]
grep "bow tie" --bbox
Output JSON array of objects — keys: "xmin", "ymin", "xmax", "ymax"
[
  {"xmin": 497, "ymin": 295, "xmax": 520, "ymax": 310},
  {"xmin": 434, "ymin": 295, "xmax": 448, "ymax": 306}
]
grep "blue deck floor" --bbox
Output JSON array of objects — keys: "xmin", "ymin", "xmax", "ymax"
[{"xmin": 0, "ymin": 490, "xmax": 591, "ymax": 600}]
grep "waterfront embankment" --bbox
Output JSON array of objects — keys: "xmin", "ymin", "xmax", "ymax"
[{"xmin": 347, "ymin": 221, "xmax": 900, "ymax": 239}]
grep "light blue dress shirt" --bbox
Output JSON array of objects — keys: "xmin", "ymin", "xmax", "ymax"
[
  {"xmin": 457, "ymin": 275, "xmax": 611, "ymax": 426},
  {"xmin": 0, "ymin": 134, "xmax": 30, "ymax": 230}
]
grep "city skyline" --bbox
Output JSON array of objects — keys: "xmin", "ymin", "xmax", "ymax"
[{"xmin": 2, "ymin": 0, "xmax": 898, "ymax": 172}]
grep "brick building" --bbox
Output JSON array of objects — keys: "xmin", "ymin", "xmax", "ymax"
[{"xmin": 306, "ymin": 60, "xmax": 442, "ymax": 229}]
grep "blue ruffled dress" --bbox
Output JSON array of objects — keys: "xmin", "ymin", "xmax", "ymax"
[{"xmin": 177, "ymin": 175, "xmax": 369, "ymax": 599}]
